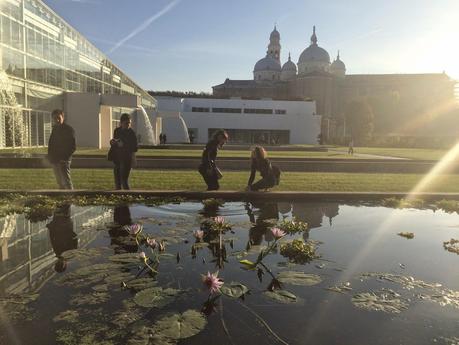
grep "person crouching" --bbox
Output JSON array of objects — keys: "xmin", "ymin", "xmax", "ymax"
[{"xmin": 247, "ymin": 146, "xmax": 280, "ymax": 191}]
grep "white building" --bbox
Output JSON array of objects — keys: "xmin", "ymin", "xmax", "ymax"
[{"xmin": 156, "ymin": 97, "xmax": 321, "ymax": 145}]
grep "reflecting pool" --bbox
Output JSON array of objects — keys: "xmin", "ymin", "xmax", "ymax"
[{"xmin": 1, "ymin": 199, "xmax": 459, "ymax": 345}]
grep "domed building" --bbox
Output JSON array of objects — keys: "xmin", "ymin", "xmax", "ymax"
[
  {"xmin": 331, "ymin": 51, "xmax": 346, "ymax": 77},
  {"xmin": 297, "ymin": 26, "xmax": 331, "ymax": 75},
  {"xmin": 213, "ymin": 25, "xmax": 457, "ymax": 142},
  {"xmin": 281, "ymin": 53, "xmax": 297, "ymax": 81},
  {"xmin": 253, "ymin": 53, "xmax": 281, "ymax": 81}
]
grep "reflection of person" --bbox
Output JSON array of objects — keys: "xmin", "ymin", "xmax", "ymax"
[
  {"xmin": 198, "ymin": 130, "xmax": 228, "ymax": 191},
  {"xmin": 110, "ymin": 113, "xmax": 138, "ymax": 190},
  {"xmin": 110, "ymin": 205, "xmax": 138, "ymax": 253},
  {"xmin": 46, "ymin": 204, "xmax": 77, "ymax": 272},
  {"xmin": 246, "ymin": 201, "xmax": 279, "ymax": 245},
  {"xmin": 47, "ymin": 109, "xmax": 76, "ymax": 190},
  {"xmin": 247, "ymin": 146, "xmax": 279, "ymax": 191}
]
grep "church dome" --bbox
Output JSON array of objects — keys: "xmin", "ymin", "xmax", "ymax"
[
  {"xmin": 270, "ymin": 26, "xmax": 280, "ymax": 40},
  {"xmin": 282, "ymin": 53, "xmax": 297, "ymax": 72},
  {"xmin": 254, "ymin": 54, "xmax": 281, "ymax": 72},
  {"xmin": 298, "ymin": 41, "xmax": 330, "ymax": 64},
  {"xmin": 331, "ymin": 51, "xmax": 346, "ymax": 77}
]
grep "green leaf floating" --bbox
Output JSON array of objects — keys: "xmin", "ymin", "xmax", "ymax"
[
  {"xmin": 220, "ymin": 282, "xmax": 249, "ymax": 298},
  {"xmin": 134, "ymin": 287, "xmax": 182, "ymax": 308},
  {"xmin": 264, "ymin": 290, "xmax": 298, "ymax": 303},
  {"xmin": 277, "ymin": 271, "xmax": 322, "ymax": 286},
  {"xmin": 152, "ymin": 309, "xmax": 207, "ymax": 341}
]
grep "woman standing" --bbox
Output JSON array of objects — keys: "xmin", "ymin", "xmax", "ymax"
[
  {"xmin": 247, "ymin": 146, "xmax": 280, "ymax": 191},
  {"xmin": 198, "ymin": 130, "xmax": 228, "ymax": 191},
  {"xmin": 110, "ymin": 113, "xmax": 138, "ymax": 190}
]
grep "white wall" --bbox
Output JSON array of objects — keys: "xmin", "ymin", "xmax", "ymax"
[{"xmin": 179, "ymin": 98, "xmax": 321, "ymax": 144}]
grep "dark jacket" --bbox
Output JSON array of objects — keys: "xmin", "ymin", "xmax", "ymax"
[
  {"xmin": 111, "ymin": 127, "xmax": 138, "ymax": 162},
  {"xmin": 248, "ymin": 158, "xmax": 274, "ymax": 186},
  {"xmin": 200, "ymin": 139, "xmax": 219, "ymax": 169},
  {"xmin": 47, "ymin": 123, "xmax": 76, "ymax": 163}
]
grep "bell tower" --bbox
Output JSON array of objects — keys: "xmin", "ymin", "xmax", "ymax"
[{"xmin": 268, "ymin": 25, "xmax": 281, "ymax": 62}]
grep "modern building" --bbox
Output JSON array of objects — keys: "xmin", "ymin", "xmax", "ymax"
[
  {"xmin": 0, "ymin": 0, "xmax": 159, "ymax": 149},
  {"xmin": 156, "ymin": 96, "xmax": 321, "ymax": 144},
  {"xmin": 213, "ymin": 26, "xmax": 459, "ymax": 142}
]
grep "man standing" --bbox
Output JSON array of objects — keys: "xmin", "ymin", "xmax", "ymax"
[{"xmin": 48, "ymin": 109, "xmax": 76, "ymax": 189}]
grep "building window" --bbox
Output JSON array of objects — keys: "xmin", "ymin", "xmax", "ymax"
[
  {"xmin": 275, "ymin": 109, "xmax": 286, "ymax": 115},
  {"xmin": 244, "ymin": 108, "xmax": 273, "ymax": 114},
  {"xmin": 211, "ymin": 108, "xmax": 242, "ymax": 114},
  {"xmin": 191, "ymin": 107, "xmax": 210, "ymax": 112}
]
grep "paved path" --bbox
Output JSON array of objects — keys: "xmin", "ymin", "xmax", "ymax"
[{"xmin": 328, "ymin": 150, "xmax": 408, "ymax": 160}]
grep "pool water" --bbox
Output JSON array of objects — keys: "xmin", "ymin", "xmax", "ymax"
[{"xmin": 0, "ymin": 200, "xmax": 459, "ymax": 345}]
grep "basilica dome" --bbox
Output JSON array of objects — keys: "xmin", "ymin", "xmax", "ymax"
[
  {"xmin": 297, "ymin": 26, "xmax": 331, "ymax": 75},
  {"xmin": 282, "ymin": 53, "xmax": 297, "ymax": 72},
  {"xmin": 254, "ymin": 54, "xmax": 281, "ymax": 72}
]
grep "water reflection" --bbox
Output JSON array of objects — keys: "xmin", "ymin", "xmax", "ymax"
[
  {"xmin": 109, "ymin": 205, "xmax": 139, "ymax": 254},
  {"xmin": 246, "ymin": 201, "xmax": 279, "ymax": 245},
  {"xmin": 46, "ymin": 204, "xmax": 77, "ymax": 273},
  {"xmin": 0, "ymin": 206, "xmax": 108, "ymax": 295}
]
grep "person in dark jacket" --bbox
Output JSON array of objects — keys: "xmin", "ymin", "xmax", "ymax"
[
  {"xmin": 198, "ymin": 130, "xmax": 228, "ymax": 191},
  {"xmin": 110, "ymin": 113, "xmax": 138, "ymax": 190},
  {"xmin": 46, "ymin": 204, "xmax": 77, "ymax": 273},
  {"xmin": 247, "ymin": 146, "xmax": 278, "ymax": 191},
  {"xmin": 47, "ymin": 109, "xmax": 76, "ymax": 190}
]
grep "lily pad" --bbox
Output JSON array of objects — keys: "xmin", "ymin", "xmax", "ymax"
[
  {"xmin": 326, "ymin": 282, "xmax": 353, "ymax": 294},
  {"xmin": 151, "ymin": 309, "xmax": 207, "ymax": 341},
  {"xmin": 280, "ymin": 239, "xmax": 319, "ymax": 264},
  {"xmin": 443, "ymin": 239, "xmax": 459, "ymax": 255},
  {"xmin": 352, "ymin": 289, "xmax": 409, "ymax": 314},
  {"xmin": 277, "ymin": 271, "xmax": 322, "ymax": 286},
  {"xmin": 53, "ymin": 310, "xmax": 80, "ymax": 323},
  {"xmin": 360, "ymin": 272, "xmax": 442, "ymax": 290},
  {"xmin": 69, "ymin": 292, "xmax": 110, "ymax": 306},
  {"xmin": 133, "ymin": 287, "xmax": 182, "ymax": 308},
  {"xmin": 220, "ymin": 282, "xmax": 249, "ymax": 298},
  {"xmin": 397, "ymin": 232, "xmax": 415, "ymax": 239},
  {"xmin": 264, "ymin": 290, "xmax": 298, "ymax": 304},
  {"xmin": 126, "ymin": 277, "xmax": 157, "ymax": 291},
  {"xmin": 61, "ymin": 248, "xmax": 103, "ymax": 260}
]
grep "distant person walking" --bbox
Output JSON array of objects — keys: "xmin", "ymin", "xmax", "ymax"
[
  {"xmin": 163, "ymin": 133, "xmax": 167, "ymax": 145},
  {"xmin": 110, "ymin": 113, "xmax": 138, "ymax": 190},
  {"xmin": 348, "ymin": 138, "xmax": 354, "ymax": 155},
  {"xmin": 246, "ymin": 146, "xmax": 280, "ymax": 191},
  {"xmin": 189, "ymin": 132, "xmax": 195, "ymax": 144},
  {"xmin": 199, "ymin": 130, "xmax": 228, "ymax": 191},
  {"xmin": 47, "ymin": 109, "xmax": 76, "ymax": 190}
]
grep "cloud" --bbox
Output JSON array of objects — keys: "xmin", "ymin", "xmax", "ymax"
[{"xmin": 108, "ymin": 0, "xmax": 181, "ymax": 54}]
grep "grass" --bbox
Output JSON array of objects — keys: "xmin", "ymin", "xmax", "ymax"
[
  {"xmin": 0, "ymin": 147, "xmax": 361, "ymax": 159},
  {"xmin": 1, "ymin": 146, "xmax": 454, "ymax": 160},
  {"xmin": 0, "ymin": 169, "xmax": 459, "ymax": 192}
]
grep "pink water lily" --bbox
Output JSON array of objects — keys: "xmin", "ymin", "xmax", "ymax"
[
  {"xmin": 126, "ymin": 224, "xmax": 142, "ymax": 235},
  {"xmin": 139, "ymin": 251, "xmax": 147, "ymax": 261},
  {"xmin": 146, "ymin": 238, "xmax": 157, "ymax": 249},
  {"xmin": 193, "ymin": 230, "xmax": 204, "ymax": 241},
  {"xmin": 202, "ymin": 271, "xmax": 223, "ymax": 294},
  {"xmin": 213, "ymin": 216, "xmax": 225, "ymax": 224},
  {"xmin": 271, "ymin": 227, "xmax": 286, "ymax": 239}
]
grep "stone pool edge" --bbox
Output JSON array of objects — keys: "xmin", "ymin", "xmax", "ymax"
[{"xmin": 0, "ymin": 190, "xmax": 458, "ymax": 202}]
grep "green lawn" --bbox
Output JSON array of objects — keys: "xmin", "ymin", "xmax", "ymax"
[
  {"xmin": 0, "ymin": 169, "xmax": 458, "ymax": 192},
  {"xmin": 1, "ymin": 146, "xmax": 455, "ymax": 160}
]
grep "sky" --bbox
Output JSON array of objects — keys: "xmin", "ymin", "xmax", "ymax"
[{"xmin": 43, "ymin": 0, "xmax": 459, "ymax": 92}]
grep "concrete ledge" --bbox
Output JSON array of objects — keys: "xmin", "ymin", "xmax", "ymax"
[{"xmin": 0, "ymin": 190, "xmax": 458, "ymax": 202}]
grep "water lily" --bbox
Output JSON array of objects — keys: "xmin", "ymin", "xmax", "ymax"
[
  {"xmin": 271, "ymin": 227, "xmax": 286, "ymax": 239},
  {"xmin": 139, "ymin": 251, "xmax": 147, "ymax": 262},
  {"xmin": 158, "ymin": 240, "xmax": 166, "ymax": 252},
  {"xmin": 214, "ymin": 216, "xmax": 225, "ymax": 224},
  {"xmin": 126, "ymin": 223, "xmax": 142, "ymax": 235},
  {"xmin": 146, "ymin": 237, "xmax": 157, "ymax": 249},
  {"xmin": 202, "ymin": 271, "xmax": 223, "ymax": 294},
  {"xmin": 193, "ymin": 230, "xmax": 204, "ymax": 241}
]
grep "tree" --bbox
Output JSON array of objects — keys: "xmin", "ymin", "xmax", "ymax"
[{"xmin": 344, "ymin": 100, "xmax": 374, "ymax": 144}]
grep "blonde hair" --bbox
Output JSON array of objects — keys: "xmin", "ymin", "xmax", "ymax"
[{"xmin": 251, "ymin": 146, "xmax": 267, "ymax": 160}]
